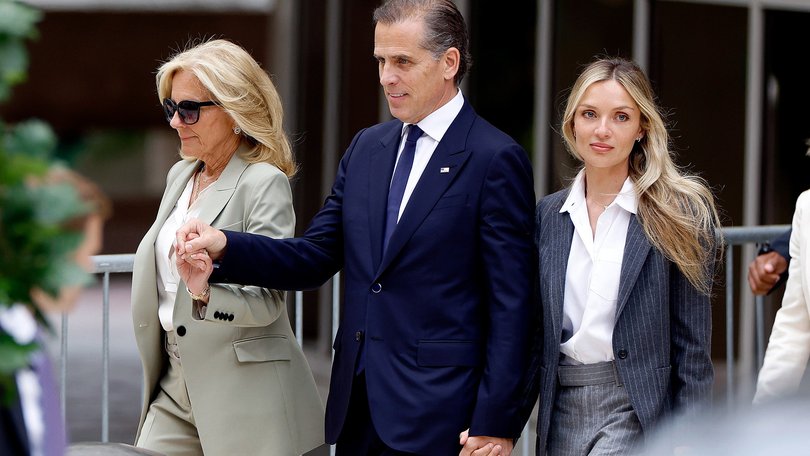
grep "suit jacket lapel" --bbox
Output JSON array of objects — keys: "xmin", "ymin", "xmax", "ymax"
[
  {"xmin": 137, "ymin": 147, "xmax": 247, "ymax": 285},
  {"xmin": 195, "ymin": 150, "xmax": 249, "ymax": 226},
  {"xmin": 141, "ymin": 160, "xmax": 197, "ymax": 252},
  {"xmin": 133, "ymin": 160, "xmax": 195, "ymax": 317},
  {"xmin": 158, "ymin": 162, "xmax": 196, "ymax": 230},
  {"xmin": 376, "ymin": 103, "xmax": 475, "ymax": 275},
  {"xmin": 616, "ymin": 214, "xmax": 651, "ymax": 318},
  {"xmin": 368, "ymin": 125, "xmax": 403, "ymax": 272},
  {"xmin": 548, "ymin": 193, "xmax": 574, "ymax": 341}
]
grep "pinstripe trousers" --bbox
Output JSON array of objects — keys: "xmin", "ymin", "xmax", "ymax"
[{"xmin": 547, "ymin": 362, "xmax": 643, "ymax": 456}]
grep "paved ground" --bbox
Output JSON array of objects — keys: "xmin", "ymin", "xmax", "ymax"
[{"xmin": 46, "ymin": 276, "xmax": 538, "ymax": 455}]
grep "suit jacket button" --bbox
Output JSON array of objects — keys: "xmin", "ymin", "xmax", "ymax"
[
  {"xmin": 371, "ymin": 283, "xmax": 382, "ymax": 293},
  {"xmin": 214, "ymin": 311, "xmax": 221, "ymax": 319},
  {"xmin": 228, "ymin": 314, "xmax": 234, "ymax": 321},
  {"xmin": 617, "ymin": 349, "xmax": 627, "ymax": 359},
  {"xmin": 177, "ymin": 326, "xmax": 186, "ymax": 337},
  {"xmin": 355, "ymin": 330, "xmax": 363, "ymax": 341}
]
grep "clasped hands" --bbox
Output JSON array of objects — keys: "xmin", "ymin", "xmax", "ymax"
[
  {"xmin": 458, "ymin": 429, "xmax": 513, "ymax": 456},
  {"xmin": 173, "ymin": 218, "xmax": 228, "ymax": 298}
]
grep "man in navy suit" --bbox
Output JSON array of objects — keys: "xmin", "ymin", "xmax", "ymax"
[{"xmin": 177, "ymin": 1, "xmax": 535, "ymax": 454}]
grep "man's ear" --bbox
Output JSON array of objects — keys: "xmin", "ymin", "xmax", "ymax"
[{"xmin": 442, "ymin": 47, "xmax": 460, "ymax": 82}]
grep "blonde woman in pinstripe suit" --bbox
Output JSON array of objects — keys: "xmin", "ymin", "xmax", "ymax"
[{"xmin": 524, "ymin": 57, "xmax": 721, "ymax": 455}]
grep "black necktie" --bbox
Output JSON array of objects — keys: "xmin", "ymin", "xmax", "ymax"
[{"xmin": 383, "ymin": 125, "xmax": 423, "ymax": 252}]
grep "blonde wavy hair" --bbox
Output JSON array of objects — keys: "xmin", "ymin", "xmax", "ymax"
[
  {"xmin": 561, "ymin": 57, "xmax": 721, "ymax": 295},
  {"xmin": 156, "ymin": 39, "xmax": 296, "ymax": 177}
]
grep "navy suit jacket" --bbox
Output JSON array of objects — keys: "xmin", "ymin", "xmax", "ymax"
[
  {"xmin": 212, "ymin": 101, "xmax": 535, "ymax": 454},
  {"xmin": 521, "ymin": 188, "xmax": 714, "ymax": 453},
  {"xmin": 770, "ymin": 229, "xmax": 791, "ymax": 261}
]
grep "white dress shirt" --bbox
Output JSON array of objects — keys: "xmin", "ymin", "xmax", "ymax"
[
  {"xmin": 155, "ymin": 174, "xmax": 214, "ymax": 331},
  {"xmin": 559, "ymin": 171, "xmax": 637, "ymax": 364},
  {"xmin": 392, "ymin": 89, "xmax": 464, "ymax": 221}
]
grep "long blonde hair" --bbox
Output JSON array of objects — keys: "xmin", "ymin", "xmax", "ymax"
[
  {"xmin": 156, "ymin": 39, "xmax": 297, "ymax": 177},
  {"xmin": 561, "ymin": 57, "xmax": 721, "ymax": 295}
]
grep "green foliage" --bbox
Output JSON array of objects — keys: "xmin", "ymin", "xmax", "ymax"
[
  {"xmin": 0, "ymin": 0, "xmax": 41, "ymax": 102},
  {"xmin": 0, "ymin": 1, "xmax": 92, "ymax": 403},
  {"xmin": 0, "ymin": 158, "xmax": 89, "ymax": 306},
  {"xmin": 5, "ymin": 119, "xmax": 58, "ymax": 158},
  {"xmin": 0, "ymin": 119, "xmax": 53, "ymax": 183},
  {"xmin": 0, "ymin": 332, "xmax": 38, "ymax": 403},
  {"xmin": 0, "ymin": 120, "xmax": 92, "ymax": 397}
]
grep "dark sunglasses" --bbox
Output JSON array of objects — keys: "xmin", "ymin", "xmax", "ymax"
[{"xmin": 162, "ymin": 98, "xmax": 217, "ymax": 125}]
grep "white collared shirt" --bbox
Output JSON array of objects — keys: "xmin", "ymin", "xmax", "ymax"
[
  {"xmin": 392, "ymin": 89, "xmax": 464, "ymax": 221},
  {"xmin": 559, "ymin": 171, "xmax": 637, "ymax": 364}
]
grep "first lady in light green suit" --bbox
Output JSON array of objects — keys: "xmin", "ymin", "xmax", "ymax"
[{"xmin": 130, "ymin": 39, "xmax": 324, "ymax": 456}]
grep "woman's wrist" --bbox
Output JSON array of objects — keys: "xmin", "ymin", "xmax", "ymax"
[{"xmin": 187, "ymin": 284, "xmax": 210, "ymax": 303}]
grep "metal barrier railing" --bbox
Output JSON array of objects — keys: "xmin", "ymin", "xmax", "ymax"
[
  {"xmin": 721, "ymin": 224, "xmax": 790, "ymax": 406},
  {"xmin": 65, "ymin": 225, "xmax": 791, "ymax": 450},
  {"xmin": 61, "ymin": 254, "xmax": 134, "ymax": 443}
]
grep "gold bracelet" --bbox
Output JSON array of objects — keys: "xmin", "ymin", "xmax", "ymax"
[{"xmin": 187, "ymin": 284, "xmax": 210, "ymax": 301}]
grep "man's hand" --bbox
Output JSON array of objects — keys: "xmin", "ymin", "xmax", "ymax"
[
  {"xmin": 459, "ymin": 429, "xmax": 513, "ymax": 456},
  {"xmin": 176, "ymin": 218, "xmax": 228, "ymax": 261},
  {"xmin": 747, "ymin": 251, "xmax": 788, "ymax": 295}
]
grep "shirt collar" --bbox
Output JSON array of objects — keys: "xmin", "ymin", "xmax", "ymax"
[
  {"xmin": 614, "ymin": 175, "xmax": 638, "ymax": 214},
  {"xmin": 560, "ymin": 170, "xmax": 638, "ymax": 215},
  {"xmin": 560, "ymin": 170, "xmax": 587, "ymax": 214},
  {"xmin": 401, "ymin": 89, "xmax": 464, "ymax": 143}
]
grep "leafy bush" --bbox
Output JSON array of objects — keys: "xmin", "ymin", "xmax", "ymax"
[{"xmin": 0, "ymin": 0, "xmax": 91, "ymax": 403}]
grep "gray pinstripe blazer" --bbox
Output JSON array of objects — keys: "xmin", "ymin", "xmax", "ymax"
[{"xmin": 525, "ymin": 187, "xmax": 713, "ymax": 454}]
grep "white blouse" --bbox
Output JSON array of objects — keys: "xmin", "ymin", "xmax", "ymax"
[
  {"xmin": 154, "ymin": 173, "xmax": 215, "ymax": 331},
  {"xmin": 558, "ymin": 171, "xmax": 637, "ymax": 365}
]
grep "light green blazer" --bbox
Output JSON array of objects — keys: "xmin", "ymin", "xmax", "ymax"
[{"xmin": 131, "ymin": 149, "xmax": 324, "ymax": 455}]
